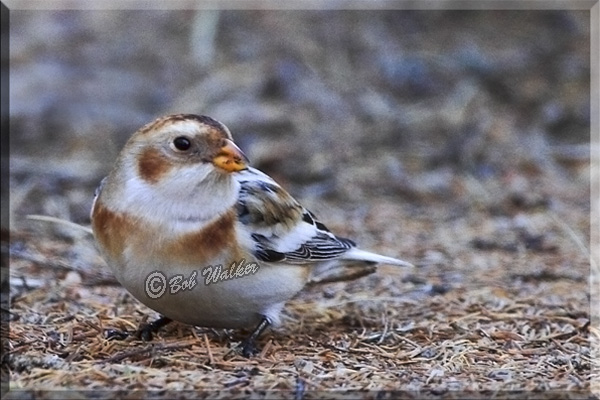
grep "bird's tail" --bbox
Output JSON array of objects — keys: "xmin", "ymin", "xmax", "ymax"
[{"xmin": 341, "ymin": 248, "xmax": 414, "ymax": 267}]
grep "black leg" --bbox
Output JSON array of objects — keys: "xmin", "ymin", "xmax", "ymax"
[
  {"xmin": 137, "ymin": 316, "xmax": 173, "ymax": 341},
  {"xmin": 239, "ymin": 317, "xmax": 271, "ymax": 358}
]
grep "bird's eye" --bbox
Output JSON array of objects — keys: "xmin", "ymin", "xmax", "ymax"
[{"xmin": 172, "ymin": 137, "xmax": 191, "ymax": 152}]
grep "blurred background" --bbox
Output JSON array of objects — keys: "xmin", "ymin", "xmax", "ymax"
[{"xmin": 9, "ymin": 10, "xmax": 590, "ymax": 229}]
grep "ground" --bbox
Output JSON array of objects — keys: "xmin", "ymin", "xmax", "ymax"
[{"xmin": 2, "ymin": 7, "xmax": 598, "ymax": 399}]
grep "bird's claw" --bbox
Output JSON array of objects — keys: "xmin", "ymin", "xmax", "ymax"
[{"xmin": 104, "ymin": 328, "xmax": 130, "ymax": 341}]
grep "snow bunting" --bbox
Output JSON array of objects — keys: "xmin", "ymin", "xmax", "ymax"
[{"xmin": 91, "ymin": 114, "xmax": 413, "ymax": 356}]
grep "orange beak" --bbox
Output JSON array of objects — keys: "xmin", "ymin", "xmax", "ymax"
[{"xmin": 212, "ymin": 139, "xmax": 249, "ymax": 173}]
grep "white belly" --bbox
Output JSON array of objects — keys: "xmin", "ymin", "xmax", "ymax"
[{"xmin": 113, "ymin": 258, "xmax": 309, "ymax": 329}]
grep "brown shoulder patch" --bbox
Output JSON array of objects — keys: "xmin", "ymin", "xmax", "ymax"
[
  {"xmin": 138, "ymin": 147, "xmax": 171, "ymax": 184},
  {"xmin": 166, "ymin": 209, "xmax": 240, "ymax": 265},
  {"xmin": 91, "ymin": 201, "xmax": 134, "ymax": 263},
  {"xmin": 92, "ymin": 199, "xmax": 242, "ymax": 269}
]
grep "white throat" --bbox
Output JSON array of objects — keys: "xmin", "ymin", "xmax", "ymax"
[{"xmin": 112, "ymin": 163, "xmax": 240, "ymax": 231}]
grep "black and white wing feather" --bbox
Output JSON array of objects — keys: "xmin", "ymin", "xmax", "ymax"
[{"xmin": 235, "ymin": 168, "xmax": 413, "ymax": 267}]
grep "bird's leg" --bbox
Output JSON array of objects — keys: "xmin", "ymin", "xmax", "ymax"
[
  {"xmin": 239, "ymin": 317, "xmax": 271, "ymax": 357},
  {"xmin": 137, "ymin": 316, "xmax": 173, "ymax": 341}
]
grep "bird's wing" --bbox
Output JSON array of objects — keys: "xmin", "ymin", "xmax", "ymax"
[{"xmin": 234, "ymin": 168, "xmax": 356, "ymax": 264}]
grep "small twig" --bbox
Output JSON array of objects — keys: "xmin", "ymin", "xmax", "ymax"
[
  {"xmin": 64, "ymin": 345, "xmax": 82, "ymax": 363},
  {"xmin": 223, "ymin": 377, "xmax": 250, "ymax": 388},
  {"xmin": 83, "ymin": 319, "xmax": 103, "ymax": 334},
  {"xmin": 378, "ymin": 315, "xmax": 389, "ymax": 345},
  {"xmin": 259, "ymin": 339, "xmax": 272, "ymax": 358},
  {"xmin": 100, "ymin": 339, "xmax": 198, "ymax": 364},
  {"xmin": 529, "ymin": 329, "xmax": 581, "ymax": 343},
  {"xmin": 204, "ymin": 333, "xmax": 215, "ymax": 365},
  {"xmin": 101, "ymin": 344, "xmax": 154, "ymax": 364}
]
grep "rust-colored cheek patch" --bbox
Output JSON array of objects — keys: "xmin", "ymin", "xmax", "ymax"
[{"xmin": 138, "ymin": 148, "xmax": 171, "ymax": 184}]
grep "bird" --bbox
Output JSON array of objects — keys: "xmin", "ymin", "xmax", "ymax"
[{"xmin": 90, "ymin": 114, "xmax": 414, "ymax": 357}]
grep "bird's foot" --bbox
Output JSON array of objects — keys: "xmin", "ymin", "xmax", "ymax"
[
  {"xmin": 225, "ymin": 317, "xmax": 271, "ymax": 359},
  {"xmin": 104, "ymin": 328, "xmax": 130, "ymax": 341},
  {"xmin": 136, "ymin": 316, "xmax": 173, "ymax": 341}
]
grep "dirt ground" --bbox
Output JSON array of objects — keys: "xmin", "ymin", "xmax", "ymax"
[{"xmin": 2, "ymin": 7, "xmax": 598, "ymax": 399}]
